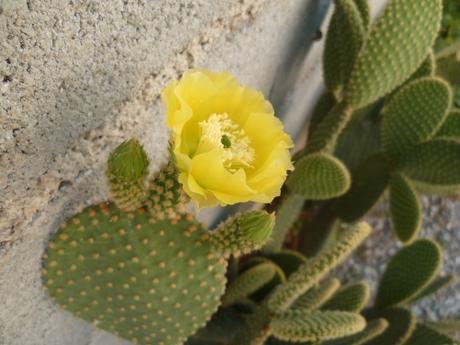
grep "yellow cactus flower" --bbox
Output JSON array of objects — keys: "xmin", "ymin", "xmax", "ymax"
[{"xmin": 162, "ymin": 69, "xmax": 294, "ymax": 207}]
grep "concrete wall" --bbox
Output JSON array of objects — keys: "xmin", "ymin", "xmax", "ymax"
[{"xmin": 0, "ymin": 1, "xmax": 329, "ymax": 344}]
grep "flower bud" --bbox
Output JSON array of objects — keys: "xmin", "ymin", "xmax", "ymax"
[{"xmin": 210, "ymin": 210, "xmax": 275, "ymax": 258}]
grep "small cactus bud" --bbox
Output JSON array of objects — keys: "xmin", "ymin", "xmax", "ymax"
[
  {"xmin": 240, "ymin": 211, "xmax": 275, "ymax": 246},
  {"xmin": 107, "ymin": 139, "xmax": 150, "ymax": 211},
  {"xmin": 108, "ymin": 138, "xmax": 149, "ymax": 180},
  {"xmin": 210, "ymin": 210, "xmax": 275, "ymax": 258}
]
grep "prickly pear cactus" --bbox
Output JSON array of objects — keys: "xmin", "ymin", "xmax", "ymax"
[
  {"xmin": 363, "ymin": 239, "xmax": 459, "ymax": 345},
  {"xmin": 42, "ymin": 139, "xmax": 274, "ymax": 345},
  {"xmin": 226, "ymin": 222, "xmax": 372, "ymax": 345},
  {"xmin": 323, "ymin": 0, "xmax": 366, "ymax": 96},
  {"xmin": 381, "ymin": 77, "xmax": 451, "ymax": 159},
  {"xmin": 332, "ymin": 74, "xmax": 457, "ymax": 243},
  {"xmin": 191, "ymin": 217, "xmax": 460, "ymax": 345},
  {"xmin": 287, "ymin": 152, "xmax": 351, "ymax": 200},
  {"xmin": 283, "ymin": 0, "xmax": 449, "ymax": 223},
  {"xmin": 43, "ymin": 203, "xmax": 226, "ymax": 345},
  {"xmin": 345, "ymin": 0, "xmax": 443, "ymax": 108},
  {"xmin": 144, "ymin": 161, "xmax": 187, "ymax": 214}
]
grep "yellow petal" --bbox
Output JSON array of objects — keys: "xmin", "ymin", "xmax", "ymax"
[
  {"xmin": 179, "ymin": 173, "xmax": 217, "ymax": 208},
  {"xmin": 190, "ymin": 149, "xmax": 255, "ymax": 196},
  {"xmin": 244, "ymin": 112, "xmax": 293, "ymax": 168},
  {"xmin": 173, "ymin": 150, "xmax": 192, "ymax": 173},
  {"xmin": 248, "ymin": 143, "xmax": 293, "ymax": 187}
]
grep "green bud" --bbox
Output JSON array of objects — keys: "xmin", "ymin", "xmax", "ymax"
[
  {"xmin": 106, "ymin": 138, "xmax": 150, "ymax": 212},
  {"xmin": 239, "ymin": 211, "xmax": 275, "ymax": 245},
  {"xmin": 210, "ymin": 210, "xmax": 275, "ymax": 258},
  {"xmin": 108, "ymin": 139, "xmax": 149, "ymax": 181}
]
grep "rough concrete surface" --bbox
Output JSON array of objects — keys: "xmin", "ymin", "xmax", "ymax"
[{"xmin": 0, "ymin": 0, "xmax": 330, "ymax": 344}]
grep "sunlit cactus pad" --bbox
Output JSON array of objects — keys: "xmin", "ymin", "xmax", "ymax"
[{"xmin": 42, "ymin": 203, "xmax": 227, "ymax": 345}]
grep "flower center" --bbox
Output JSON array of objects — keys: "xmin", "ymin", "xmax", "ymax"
[{"xmin": 199, "ymin": 113, "xmax": 255, "ymax": 170}]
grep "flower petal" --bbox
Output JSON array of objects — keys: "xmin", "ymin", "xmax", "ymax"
[
  {"xmin": 247, "ymin": 145, "xmax": 293, "ymax": 201},
  {"xmin": 190, "ymin": 149, "xmax": 255, "ymax": 198},
  {"xmin": 244, "ymin": 112, "xmax": 293, "ymax": 169}
]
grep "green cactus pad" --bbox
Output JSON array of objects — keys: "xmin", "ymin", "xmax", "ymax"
[
  {"xmin": 322, "ymin": 281, "xmax": 370, "ymax": 312},
  {"xmin": 323, "ymin": 318, "xmax": 389, "ymax": 345},
  {"xmin": 407, "ymin": 274, "xmax": 457, "ymax": 304},
  {"xmin": 365, "ymin": 308, "xmax": 416, "ymax": 345},
  {"xmin": 436, "ymin": 110, "xmax": 460, "ymax": 140},
  {"xmin": 323, "ymin": 0, "xmax": 366, "ymax": 94},
  {"xmin": 425, "ymin": 319, "xmax": 460, "ymax": 336},
  {"xmin": 375, "ymin": 239, "xmax": 442, "ymax": 308},
  {"xmin": 42, "ymin": 203, "xmax": 227, "ymax": 345},
  {"xmin": 291, "ymin": 278, "xmax": 341, "ymax": 311},
  {"xmin": 334, "ymin": 117, "xmax": 381, "ymax": 173},
  {"xmin": 308, "ymin": 92, "xmax": 338, "ymax": 137},
  {"xmin": 389, "ymin": 174, "xmax": 422, "ymax": 243},
  {"xmin": 267, "ymin": 222, "xmax": 370, "ymax": 313},
  {"xmin": 145, "ymin": 162, "xmax": 187, "ymax": 214},
  {"xmin": 271, "ymin": 310, "xmax": 366, "ymax": 343},
  {"xmin": 408, "ymin": 50, "xmax": 436, "ymax": 81},
  {"xmin": 232, "ymin": 306, "xmax": 272, "ymax": 345},
  {"xmin": 335, "ymin": 154, "xmax": 391, "ymax": 222},
  {"xmin": 306, "ymin": 103, "xmax": 353, "ymax": 154},
  {"xmin": 262, "ymin": 250, "xmax": 307, "ymax": 278},
  {"xmin": 287, "ymin": 153, "xmax": 351, "ymax": 200},
  {"xmin": 410, "ymin": 180, "xmax": 460, "ymax": 196},
  {"xmin": 239, "ymin": 257, "xmax": 286, "ymax": 303},
  {"xmin": 348, "ymin": 99, "xmax": 385, "ymax": 125},
  {"xmin": 187, "ymin": 308, "xmax": 245, "ymax": 345},
  {"xmin": 222, "ymin": 262, "xmax": 277, "ymax": 307},
  {"xmin": 107, "ymin": 139, "xmax": 150, "ymax": 212},
  {"xmin": 345, "ymin": 0, "xmax": 442, "ymax": 108},
  {"xmin": 404, "ymin": 324, "xmax": 458, "ymax": 345},
  {"xmin": 264, "ymin": 194, "xmax": 305, "ymax": 252},
  {"xmin": 352, "ymin": 0, "xmax": 370, "ymax": 31},
  {"xmin": 382, "ymin": 77, "xmax": 451, "ymax": 159},
  {"xmin": 386, "ymin": 50, "xmax": 437, "ymax": 103},
  {"xmin": 400, "ymin": 139, "xmax": 460, "ymax": 190},
  {"xmin": 264, "ymin": 339, "xmax": 289, "ymax": 345},
  {"xmin": 210, "ymin": 211, "xmax": 275, "ymax": 258}
]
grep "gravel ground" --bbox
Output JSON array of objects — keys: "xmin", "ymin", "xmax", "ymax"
[{"xmin": 335, "ymin": 195, "xmax": 460, "ymax": 336}]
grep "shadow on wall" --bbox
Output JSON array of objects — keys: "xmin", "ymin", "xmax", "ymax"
[{"xmin": 270, "ymin": 0, "xmax": 330, "ymax": 122}]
